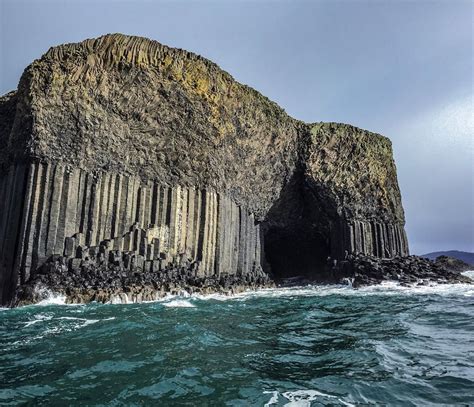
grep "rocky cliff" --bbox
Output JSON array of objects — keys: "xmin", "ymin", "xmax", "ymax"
[{"xmin": 0, "ymin": 34, "xmax": 409, "ymax": 305}]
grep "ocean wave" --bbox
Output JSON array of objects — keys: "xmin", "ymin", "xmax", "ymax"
[
  {"xmin": 2, "ymin": 274, "xmax": 473, "ymax": 405},
  {"xmin": 75, "ymin": 279, "xmax": 474, "ymax": 305},
  {"xmin": 24, "ymin": 313, "xmax": 53, "ymax": 327},
  {"xmin": 9, "ymin": 271, "xmax": 474, "ymax": 309},
  {"xmin": 21, "ymin": 314, "xmax": 115, "ymax": 329},
  {"xmin": 6, "ymin": 314, "xmax": 118, "ymax": 350},
  {"xmin": 56, "ymin": 316, "xmax": 100, "ymax": 327},
  {"xmin": 36, "ymin": 293, "xmax": 67, "ymax": 306},
  {"xmin": 190, "ymin": 280, "xmax": 474, "ymax": 302},
  {"xmin": 462, "ymin": 270, "xmax": 474, "ymax": 280},
  {"xmin": 263, "ymin": 389, "xmax": 355, "ymax": 407},
  {"xmin": 162, "ymin": 299, "xmax": 196, "ymax": 308}
]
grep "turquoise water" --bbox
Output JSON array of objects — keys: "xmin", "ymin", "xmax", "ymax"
[{"xmin": 1, "ymin": 279, "xmax": 474, "ymax": 406}]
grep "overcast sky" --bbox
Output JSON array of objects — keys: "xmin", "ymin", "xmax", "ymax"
[{"xmin": 1, "ymin": 0, "xmax": 472, "ymax": 254}]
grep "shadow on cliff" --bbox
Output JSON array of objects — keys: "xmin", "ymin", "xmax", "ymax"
[{"xmin": 261, "ymin": 170, "xmax": 338, "ymax": 282}]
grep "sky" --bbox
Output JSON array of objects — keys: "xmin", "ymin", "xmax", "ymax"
[{"xmin": 0, "ymin": 0, "xmax": 472, "ymax": 254}]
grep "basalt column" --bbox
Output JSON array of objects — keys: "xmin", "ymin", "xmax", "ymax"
[
  {"xmin": 0, "ymin": 164, "xmax": 29, "ymax": 304},
  {"xmin": 305, "ymin": 122, "xmax": 409, "ymax": 264},
  {"xmin": 0, "ymin": 162, "xmax": 265, "ymax": 305},
  {"xmin": 0, "ymin": 34, "xmax": 409, "ymax": 304}
]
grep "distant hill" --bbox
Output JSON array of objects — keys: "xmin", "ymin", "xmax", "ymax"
[{"xmin": 421, "ymin": 250, "xmax": 474, "ymax": 266}]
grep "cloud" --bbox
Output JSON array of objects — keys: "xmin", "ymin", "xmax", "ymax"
[{"xmin": 393, "ymin": 94, "xmax": 474, "ymax": 254}]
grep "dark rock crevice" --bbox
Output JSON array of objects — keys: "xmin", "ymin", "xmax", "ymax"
[
  {"xmin": 262, "ymin": 168, "xmax": 335, "ymax": 281},
  {"xmin": 0, "ymin": 34, "xmax": 424, "ymax": 305}
]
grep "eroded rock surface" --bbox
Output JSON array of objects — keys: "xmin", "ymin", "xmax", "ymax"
[
  {"xmin": 15, "ymin": 254, "xmax": 272, "ymax": 306},
  {"xmin": 432, "ymin": 255, "xmax": 473, "ymax": 273},
  {"xmin": 0, "ymin": 34, "xmax": 429, "ymax": 306},
  {"xmin": 336, "ymin": 254, "xmax": 472, "ymax": 287}
]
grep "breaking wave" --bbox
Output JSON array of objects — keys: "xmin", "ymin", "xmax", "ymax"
[
  {"xmin": 1, "ymin": 271, "xmax": 473, "ymax": 405},
  {"xmin": 10, "ymin": 271, "xmax": 474, "ymax": 309},
  {"xmin": 162, "ymin": 299, "xmax": 196, "ymax": 308}
]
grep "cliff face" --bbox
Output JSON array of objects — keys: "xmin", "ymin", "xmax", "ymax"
[
  {"xmin": 4, "ymin": 34, "xmax": 300, "ymax": 217},
  {"xmin": 306, "ymin": 123, "xmax": 407, "ymax": 257},
  {"xmin": 0, "ymin": 34, "xmax": 408, "ymax": 305}
]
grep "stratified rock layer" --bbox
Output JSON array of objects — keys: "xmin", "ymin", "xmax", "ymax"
[{"xmin": 0, "ymin": 34, "xmax": 409, "ymax": 305}]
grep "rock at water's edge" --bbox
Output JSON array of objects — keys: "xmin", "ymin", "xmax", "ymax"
[{"xmin": 0, "ymin": 34, "xmax": 414, "ymax": 305}]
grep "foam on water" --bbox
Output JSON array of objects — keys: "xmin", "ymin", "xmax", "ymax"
[
  {"xmin": 263, "ymin": 391, "xmax": 279, "ymax": 406},
  {"xmin": 24, "ymin": 313, "xmax": 53, "ymax": 327},
  {"xmin": 8, "ymin": 270, "xmax": 474, "ymax": 310},
  {"xmin": 56, "ymin": 316, "xmax": 101, "ymax": 327},
  {"xmin": 26, "ymin": 286, "xmax": 69, "ymax": 306},
  {"xmin": 61, "ymin": 276, "xmax": 470, "ymax": 310},
  {"xmin": 36, "ymin": 294, "xmax": 67, "ymax": 306},
  {"xmin": 1, "ymin": 271, "xmax": 473, "ymax": 405},
  {"xmin": 191, "ymin": 279, "xmax": 474, "ymax": 303},
  {"xmin": 462, "ymin": 270, "xmax": 474, "ymax": 280},
  {"xmin": 263, "ymin": 389, "xmax": 355, "ymax": 407},
  {"xmin": 26, "ymin": 282, "xmax": 474, "ymax": 309},
  {"xmin": 7, "ymin": 315, "xmax": 115, "ymax": 349},
  {"xmin": 162, "ymin": 299, "xmax": 196, "ymax": 308},
  {"xmin": 108, "ymin": 290, "xmax": 191, "ymax": 305}
]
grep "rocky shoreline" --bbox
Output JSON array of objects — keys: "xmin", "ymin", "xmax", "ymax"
[
  {"xmin": 12, "ymin": 254, "xmax": 471, "ymax": 307},
  {"xmin": 1, "ymin": 34, "xmax": 411, "ymax": 306},
  {"xmin": 13, "ymin": 257, "xmax": 274, "ymax": 306},
  {"xmin": 333, "ymin": 254, "xmax": 472, "ymax": 287}
]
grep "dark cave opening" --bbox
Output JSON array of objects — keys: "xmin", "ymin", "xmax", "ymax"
[
  {"xmin": 261, "ymin": 170, "xmax": 335, "ymax": 282},
  {"xmin": 264, "ymin": 224, "xmax": 330, "ymax": 281}
]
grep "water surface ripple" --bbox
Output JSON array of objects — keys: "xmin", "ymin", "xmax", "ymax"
[{"xmin": 1, "ymin": 280, "xmax": 473, "ymax": 406}]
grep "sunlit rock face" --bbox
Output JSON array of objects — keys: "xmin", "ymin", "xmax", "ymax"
[{"xmin": 0, "ymin": 34, "xmax": 408, "ymax": 305}]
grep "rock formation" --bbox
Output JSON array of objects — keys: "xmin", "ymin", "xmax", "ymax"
[
  {"xmin": 0, "ymin": 34, "xmax": 411, "ymax": 305},
  {"xmin": 432, "ymin": 255, "xmax": 473, "ymax": 273},
  {"xmin": 338, "ymin": 254, "xmax": 472, "ymax": 287}
]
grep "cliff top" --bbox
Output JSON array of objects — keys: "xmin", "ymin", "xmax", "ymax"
[
  {"xmin": 38, "ymin": 33, "xmax": 288, "ymax": 115},
  {"xmin": 0, "ymin": 34, "xmax": 404, "ymax": 222}
]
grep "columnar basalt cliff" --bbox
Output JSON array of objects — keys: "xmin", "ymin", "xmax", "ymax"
[{"xmin": 0, "ymin": 34, "xmax": 411, "ymax": 305}]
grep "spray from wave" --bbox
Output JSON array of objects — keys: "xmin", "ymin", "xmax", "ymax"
[{"xmin": 8, "ymin": 270, "xmax": 473, "ymax": 309}]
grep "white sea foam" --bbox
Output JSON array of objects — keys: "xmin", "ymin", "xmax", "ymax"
[
  {"xmin": 263, "ymin": 389, "xmax": 355, "ymax": 407},
  {"xmin": 462, "ymin": 270, "xmax": 474, "ymax": 280},
  {"xmin": 189, "ymin": 280, "xmax": 474, "ymax": 302},
  {"xmin": 19, "ymin": 271, "xmax": 474, "ymax": 309},
  {"xmin": 36, "ymin": 293, "xmax": 67, "ymax": 306},
  {"xmin": 81, "ymin": 319, "xmax": 100, "ymax": 327},
  {"xmin": 28, "ymin": 286, "xmax": 68, "ymax": 306},
  {"xmin": 46, "ymin": 318, "xmax": 98, "ymax": 333},
  {"xmin": 106, "ymin": 290, "xmax": 190, "ymax": 305},
  {"xmin": 24, "ymin": 313, "xmax": 53, "ymax": 327},
  {"xmin": 263, "ymin": 391, "xmax": 279, "ymax": 406},
  {"xmin": 339, "ymin": 280, "xmax": 474, "ymax": 297},
  {"xmin": 162, "ymin": 299, "xmax": 195, "ymax": 308},
  {"xmin": 105, "ymin": 279, "xmax": 474, "ymax": 307},
  {"xmin": 107, "ymin": 290, "xmax": 189, "ymax": 305},
  {"xmin": 19, "ymin": 314, "xmax": 115, "ymax": 336},
  {"xmin": 8, "ymin": 315, "xmax": 112, "ymax": 349},
  {"xmin": 57, "ymin": 316, "xmax": 99, "ymax": 325}
]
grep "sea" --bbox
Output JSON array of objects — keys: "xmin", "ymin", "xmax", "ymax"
[{"xmin": 1, "ymin": 272, "xmax": 473, "ymax": 406}]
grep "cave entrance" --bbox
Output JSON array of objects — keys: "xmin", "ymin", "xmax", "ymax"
[
  {"xmin": 261, "ymin": 170, "xmax": 333, "ymax": 282},
  {"xmin": 264, "ymin": 224, "xmax": 330, "ymax": 281}
]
